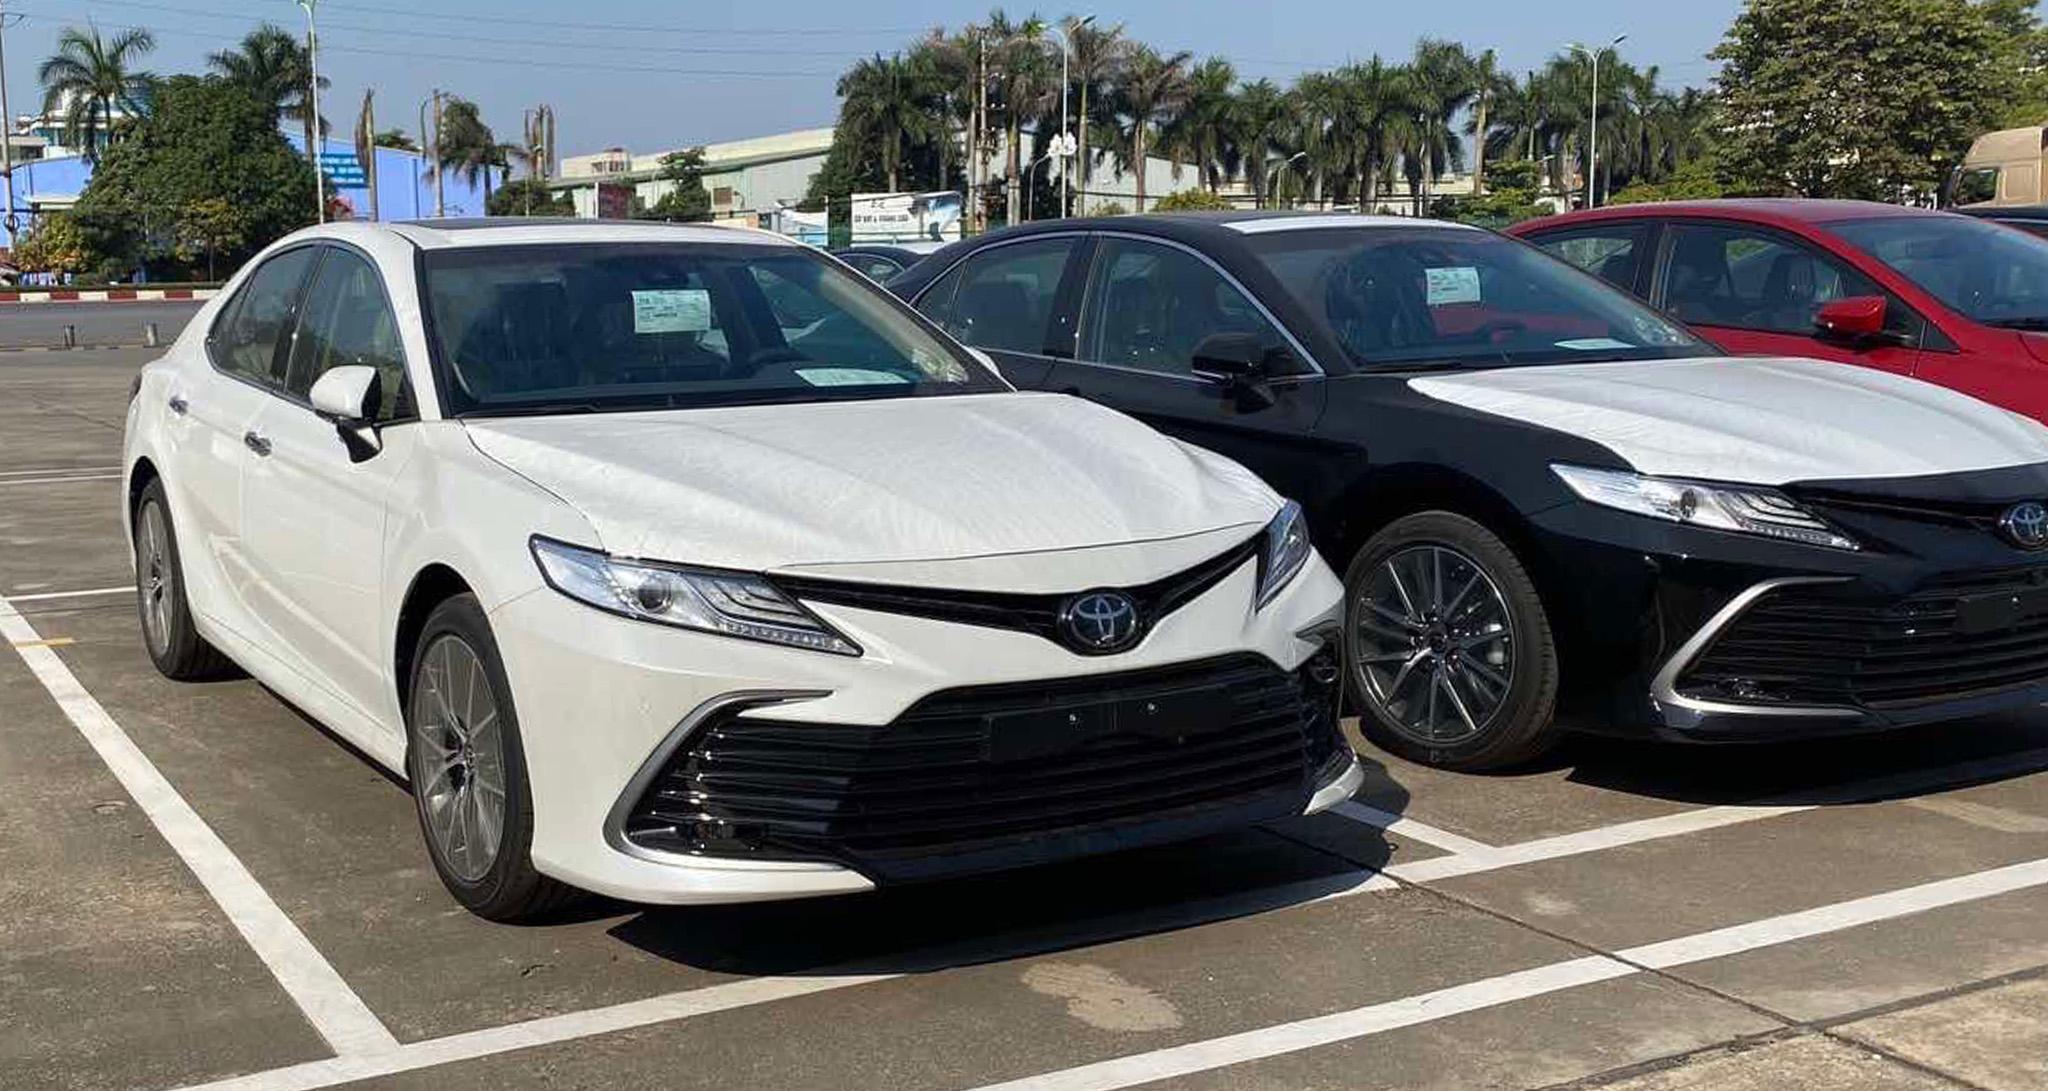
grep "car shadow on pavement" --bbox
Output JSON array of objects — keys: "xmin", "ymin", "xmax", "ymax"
[
  {"xmin": 1542, "ymin": 708, "xmax": 2048, "ymax": 807},
  {"xmin": 601, "ymin": 755, "xmax": 1405, "ymax": 978}
]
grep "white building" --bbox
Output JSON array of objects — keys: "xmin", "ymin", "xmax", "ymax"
[{"xmin": 555, "ymin": 128, "xmax": 836, "ymax": 220}]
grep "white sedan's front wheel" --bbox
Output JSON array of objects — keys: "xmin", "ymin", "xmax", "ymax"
[{"xmin": 405, "ymin": 594, "xmax": 581, "ymax": 921}]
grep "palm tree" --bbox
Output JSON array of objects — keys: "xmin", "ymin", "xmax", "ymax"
[
  {"xmin": 1231, "ymin": 78, "xmax": 1289, "ymax": 208},
  {"xmin": 1405, "ymin": 40, "xmax": 1475, "ymax": 206},
  {"xmin": 1162, "ymin": 57, "xmax": 1238, "ymax": 194},
  {"xmin": 1329, "ymin": 58, "xmax": 1413, "ymax": 210},
  {"xmin": 435, "ymin": 97, "xmax": 515, "ymax": 205},
  {"xmin": 208, "ymin": 25, "xmax": 328, "ymax": 160},
  {"xmin": 1108, "ymin": 45, "xmax": 1192, "ymax": 212},
  {"xmin": 908, "ymin": 33, "xmax": 971, "ymax": 193},
  {"xmin": 1466, "ymin": 49, "xmax": 1504, "ymax": 193},
  {"xmin": 1064, "ymin": 16, "xmax": 1127, "ymax": 214},
  {"xmin": 987, "ymin": 11, "xmax": 1054, "ymax": 223},
  {"xmin": 373, "ymin": 129, "xmax": 419, "ymax": 152},
  {"xmin": 37, "ymin": 25, "xmax": 157, "ymax": 164},
  {"xmin": 839, "ymin": 53, "xmax": 932, "ymax": 194}
]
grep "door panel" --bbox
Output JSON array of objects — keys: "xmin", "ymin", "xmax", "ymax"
[
  {"xmin": 242, "ymin": 246, "xmax": 416, "ymax": 723},
  {"xmin": 1655, "ymin": 221, "xmax": 1922, "ymax": 376},
  {"xmin": 175, "ymin": 246, "xmax": 319, "ymax": 633},
  {"xmin": 1049, "ymin": 236, "xmax": 1331, "ymax": 509}
]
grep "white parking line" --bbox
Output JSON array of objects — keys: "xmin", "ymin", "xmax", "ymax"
[
  {"xmin": 0, "ymin": 472, "xmax": 123, "ymax": 487},
  {"xmin": 960, "ymin": 856, "xmax": 2048, "ymax": 1091},
  {"xmin": 1331, "ymin": 799, "xmax": 1498, "ymax": 855},
  {"xmin": 8, "ymin": 584, "xmax": 135, "ymax": 603},
  {"xmin": 0, "ymin": 592, "xmax": 399, "ymax": 1057}
]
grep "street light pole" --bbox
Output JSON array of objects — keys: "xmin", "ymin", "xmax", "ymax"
[
  {"xmin": 1569, "ymin": 34, "xmax": 1626, "ymax": 210},
  {"xmin": 297, "ymin": 0, "xmax": 323, "ymax": 222},
  {"xmin": 0, "ymin": 3, "xmax": 20, "ymax": 250},
  {"xmin": 1045, "ymin": 16, "xmax": 1093, "ymax": 218}
]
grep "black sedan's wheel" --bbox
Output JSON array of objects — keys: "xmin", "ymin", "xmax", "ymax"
[
  {"xmin": 405, "ymin": 594, "xmax": 581, "ymax": 921},
  {"xmin": 133, "ymin": 479, "xmax": 235, "ymax": 680},
  {"xmin": 1344, "ymin": 511, "xmax": 1560, "ymax": 771}
]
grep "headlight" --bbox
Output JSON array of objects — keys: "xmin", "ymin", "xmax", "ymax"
[
  {"xmin": 529, "ymin": 537, "xmax": 860, "ymax": 655},
  {"xmin": 1551, "ymin": 464, "xmax": 1858, "ymax": 551},
  {"xmin": 1256, "ymin": 500, "xmax": 1313, "ymax": 607}
]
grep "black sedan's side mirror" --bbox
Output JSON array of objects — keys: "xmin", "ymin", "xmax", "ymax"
[{"xmin": 1192, "ymin": 332, "xmax": 1280, "ymax": 411}]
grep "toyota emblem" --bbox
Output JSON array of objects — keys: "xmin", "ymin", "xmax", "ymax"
[
  {"xmin": 1058, "ymin": 590, "xmax": 1142, "ymax": 653},
  {"xmin": 2001, "ymin": 502, "xmax": 2048, "ymax": 550}
]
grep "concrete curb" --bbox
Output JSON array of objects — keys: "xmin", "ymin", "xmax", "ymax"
[
  {"xmin": 0, "ymin": 288, "xmax": 218, "ymax": 304},
  {"xmin": 0, "ymin": 344, "xmax": 151, "ymax": 355}
]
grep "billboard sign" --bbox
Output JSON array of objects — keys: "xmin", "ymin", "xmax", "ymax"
[
  {"xmin": 596, "ymin": 182, "xmax": 634, "ymax": 220},
  {"xmin": 318, "ymin": 151, "xmax": 368, "ymax": 187},
  {"xmin": 849, "ymin": 191, "xmax": 963, "ymax": 243}
]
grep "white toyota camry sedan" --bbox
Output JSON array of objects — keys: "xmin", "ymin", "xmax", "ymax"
[{"xmin": 121, "ymin": 219, "xmax": 1358, "ymax": 920}]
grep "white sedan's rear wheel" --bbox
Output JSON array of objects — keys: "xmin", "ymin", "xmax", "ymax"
[{"xmin": 133, "ymin": 480, "xmax": 235, "ymax": 681}]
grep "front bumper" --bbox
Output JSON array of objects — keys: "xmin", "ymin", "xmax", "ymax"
[
  {"xmin": 1526, "ymin": 498, "xmax": 2048, "ymax": 742},
  {"xmin": 487, "ymin": 551, "xmax": 1348, "ymax": 905}
]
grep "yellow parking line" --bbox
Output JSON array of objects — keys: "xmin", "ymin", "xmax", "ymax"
[{"xmin": 11, "ymin": 637, "xmax": 75, "ymax": 649}]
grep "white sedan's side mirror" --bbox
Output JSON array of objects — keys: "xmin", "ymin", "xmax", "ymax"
[{"xmin": 309, "ymin": 365, "xmax": 381, "ymax": 423}]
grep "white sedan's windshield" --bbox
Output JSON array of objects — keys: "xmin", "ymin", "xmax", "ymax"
[
  {"xmin": 1830, "ymin": 215, "xmax": 2048, "ymax": 329},
  {"xmin": 421, "ymin": 242, "xmax": 1002, "ymax": 416},
  {"xmin": 1248, "ymin": 228, "xmax": 1708, "ymax": 369}
]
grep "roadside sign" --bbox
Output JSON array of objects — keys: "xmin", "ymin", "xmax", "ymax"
[{"xmin": 319, "ymin": 151, "xmax": 368, "ymax": 187}]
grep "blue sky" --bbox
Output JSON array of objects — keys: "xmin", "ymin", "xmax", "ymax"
[{"xmin": 2, "ymin": 0, "xmax": 1744, "ymax": 158}]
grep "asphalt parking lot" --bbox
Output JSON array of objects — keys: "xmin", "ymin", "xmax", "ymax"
[
  {"xmin": 6, "ymin": 348, "xmax": 2048, "ymax": 1091},
  {"xmin": 0, "ymin": 301, "xmax": 206, "ymax": 351}
]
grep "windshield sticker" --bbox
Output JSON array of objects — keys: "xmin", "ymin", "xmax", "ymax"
[
  {"xmin": 631, "ymin": 289, "xmax": 712, "ymax": 334},
  {"xmin": 1424, "ymin": 266, "xmax": 1482, "ymax": 307},
  {"xmin": 796, "ymin": 368, "xmax": 914, "ymax": 387},
  {"xmin": 1555, "ymin": 337, "xmax": 1635, "ymax": 351}
]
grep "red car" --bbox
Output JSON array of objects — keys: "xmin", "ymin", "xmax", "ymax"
[{"xmin": 1510, "ymin": 199, "xmax": 2048, "ymax": 422}]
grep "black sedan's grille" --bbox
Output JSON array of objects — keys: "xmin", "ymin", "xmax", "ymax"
[
  {"xmin": 623, "ymin": 653, "xmax": 1341, "ymax": 881},
  {"xmin": 1677, "ymin": 570, "xmax": 2048, "ymax": 709}
]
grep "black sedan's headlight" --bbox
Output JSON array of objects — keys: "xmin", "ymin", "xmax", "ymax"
[
  {"xmin": 530, "ymin": 537, "xmax": 860, "ymax": 655},
  {"xmin": 1552, "ymin": 464, "xmax": 1858, "ymax": 551}
]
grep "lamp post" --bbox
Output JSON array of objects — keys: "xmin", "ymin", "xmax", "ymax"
[
  {"xmin": 1568, "ymin": 34, "xmax": 1626, "ymax": 210},
  {"xmin": 1044, "ymin": 15, "xmax": 1093, "ymax": 218},
  {"xmin": 0, "ymin": 3, "xmax": 20, "ymax": 250},
  {"xmin": 296, "ymin": 0, "xmax": 324, "ymax": 222},
  {"xmin": 1279, "ymin": 150, "xmax": 1308, "ymax": 210}
]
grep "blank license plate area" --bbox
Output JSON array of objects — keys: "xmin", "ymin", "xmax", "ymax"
[
  {"xmin": 985, "ymin": 685, "xmax": 1235, "ymax": 762},
  {"xmin": 1955, "ymin": 586, "xmax": 2048, "ymax": 635}
]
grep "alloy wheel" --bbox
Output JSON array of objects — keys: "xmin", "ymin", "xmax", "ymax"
[
  {"xmin": 138, "ymin": 501, "xmax": 175, "ymax": 657},
  {"xmin": 1352, "ymin": 543, "xmax": 1516, "ymax": 745},
  {"xmin": 412, "ymin": 635, "xmax": 507, "ymax": 883}
]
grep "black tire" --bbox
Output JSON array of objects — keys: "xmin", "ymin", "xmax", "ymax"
[
  {"xmin": 133, "ymin": 479, "xmax": 237, "ymax": 681},
  {"xmin": 1342, "ymin": 511, "xmax": 1561, "ymax": 771},
  {"xmin": 404, "ymin": 594, "xmax": 582, "ymax": 922}
]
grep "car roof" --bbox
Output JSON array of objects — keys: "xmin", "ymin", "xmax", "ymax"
[
  {"xmin": 1958, "ymin": 204, "xmax": 2048, "ymax": 221},
  {"xmin": 964, "ymin": 210, "xmax": 1478, "ymax": 248},
  {"xmin": 342, "ymin": 218, "xmax": 794, "ymax": 250},
  {"xmin": 1513, "ymin": 198, "xmax": 1936, "ymax": 233}
]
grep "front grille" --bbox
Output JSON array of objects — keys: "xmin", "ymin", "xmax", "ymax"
[
  {"xmin": 1677, "ymin": 570, "xmax": 2048, "ymax": 708},
  {"xmin": 773, "ymin": 532, "xmax": 1262, "ymax": 656},
  {"xmin": 623, "ymin": 652, "xmax": 1341, "ymax": 880}
]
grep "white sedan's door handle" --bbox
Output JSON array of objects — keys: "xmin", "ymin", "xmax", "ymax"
[
  {"xmin": 167, "ymin": 395, "xmax": 189, "ymax": 416},
  {"xmin": 243, "ymin": 431, "xmax": 272, "ymax": 457}
]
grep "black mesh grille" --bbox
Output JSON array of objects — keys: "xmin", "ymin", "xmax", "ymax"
[
  {"xmin": 624, "ymin": 653, "xmax": 1341, "ymax": 880},
  {"xmin": 1678, "ymin": 569, "xmax": 2048, "ymax": 709}
]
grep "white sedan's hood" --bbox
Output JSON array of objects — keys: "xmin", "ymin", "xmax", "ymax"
[
  {"xmin": 1412, "ymin": 357, "xmax": 2048, "ymax": 485},
  {"xmin": 464, "ymin": 392, "xmax": 1278, "ymax": 572}
]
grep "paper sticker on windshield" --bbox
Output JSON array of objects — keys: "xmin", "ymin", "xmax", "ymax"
[
  {"xmin": 1555, "ymin": 337, "xmax": 1635, "ymax": 351},
  {"xmin": 1425, "ymin": 266, "xmax": 1482, "ymax": 306},
  {"xmin": 796, "ymin": 368, "xmax": 913, "ymax": 387},
  {"xmin": 631, "ymin": 289, "xmax": 711, "ymax": 334}
]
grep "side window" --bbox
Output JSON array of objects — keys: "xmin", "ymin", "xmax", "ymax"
[
  {"xmin": 286, "ymin": 248, "xmax": 414, "ymax": 421},
  {"xmin": 917, "ymin": 238, "xmax": 1077, "ymax": 354},
  {"xmin": 846, "ymin": 254, "xmax": 903, "ymax": 281},
  {"xmin": 1662, "ymin": 223, "xmax": 1910, "ymax": 338},
  {"xmin": 1534, "ymin": 225, "xmax": 1649, "ymax": 292},
  {"xmin": 1077, "ymin": 237, "xmax": 1289, "ymax": 376},
  {"xmin": 211, "ymin": 247, "xmax": 318, "ymax": 387}
]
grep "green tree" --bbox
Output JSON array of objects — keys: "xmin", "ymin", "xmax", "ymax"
[
  {"xmin": 174, "ymin": 197, "xmax": 245, "ymax": 280},
  {"xmin": 837, "ymin": 54, "xmax": 932, "ymax": 194},
  {"xmin": 37, "ymin": 25, "xmax": 157, "ymax": 164},
  {"xmin": 1160, "ymin": 57, "xmax": 1237, "ymax": 193},
  {"xmin": 207, "ymin": 25, "xmax": 328, "ymax": 160},
  {"xmin": 1152, "ymin": 188, "xmax": 1231, "ymax": 211},
  {"xmin": 643, "ymin": 147, "xmax": 713, "ymax": 222},
  {"xmin": 1712, "ymin": 0, "xmax": 2007, "ymax": 199},
  {"xmin": 1108, "ymin": 45, "xmax": 1193, "ymax": 212},
  {"xmin": 71, "ymin": 75, "xmax": 315, "ymax": 280},
  {"xmin": 11, "ymin": 212, "xmax": 92, "ymax": 276},
  {"xmin": 485, "ymin": 178, "xmax": 573, "ymax": 217},
  {"xmin": 372, "ymin": 128, "xmax": 418, "ymax": 152},
  {"xmin": 1065, "ymin": 17, "xmax": 1128, "ymax": 215},
  {"xmin": 434, "ymin": 97, "xmax": 516, "ymax": 205},
  {"xmin": 1607, "ymin": 158, "xmax": 1731, "ymax": 205}
]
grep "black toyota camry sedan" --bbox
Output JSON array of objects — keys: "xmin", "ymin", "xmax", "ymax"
[{"xmin": 892, "ymin": 212, "xmax": 2048, "ymax": 770}]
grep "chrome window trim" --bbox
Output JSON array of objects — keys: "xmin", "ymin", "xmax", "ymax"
[
  {"xmin": 602, "ymin": 688, "xmax": 843, "ymax": 869},
  {"xmin": 1649, "ymin": 575, "xmax": 1863, "ymax": 719}
]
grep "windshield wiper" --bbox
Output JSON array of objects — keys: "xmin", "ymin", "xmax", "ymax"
[{"xmin": 460, "ymin": 402, "xmax": 607, "ymax": 419}]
